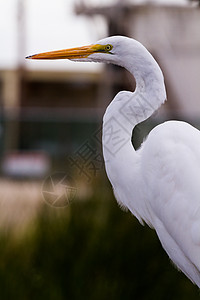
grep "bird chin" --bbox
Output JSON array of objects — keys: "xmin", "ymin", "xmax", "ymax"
[
  {"xmin": 70, "ymin": 58, "xmax": 92, "ymax": 63},
  {"xmin": 70, "ymin": 53, "xmax": 113, "ymax": 64}
]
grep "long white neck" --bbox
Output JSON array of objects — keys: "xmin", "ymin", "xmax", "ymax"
[
  {"xmin": 102, "ymin": 46, "xmax": 166, "ymax": 223},
  {"xmin": 103, "ymin": 46, "xmax": 166, "ymax": 134},
  {"xmin": 102, "ymin": 54, "xmax": 166, "ymax": 167}
]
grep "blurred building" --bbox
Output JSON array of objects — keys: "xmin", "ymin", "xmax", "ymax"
[
  {"xmin": 0, "ymin": 1, "xmax": 200, "ymax": 177},
  {"xmin": 0, "ymin": 68, "xmax": 105, "ymax": 176}
]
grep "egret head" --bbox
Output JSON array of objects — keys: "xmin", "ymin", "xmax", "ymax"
[
  {"xmin": 26, "ymin": 35, "xmax": 165, "ymax": 97},
  {"xmin": 26, "ymin": 36, "xmax": 148, "ymax": 69}
]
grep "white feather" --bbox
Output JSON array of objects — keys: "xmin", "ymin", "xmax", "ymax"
[{"xmin": 93, "ymin": 36, "xmax": 200, "ymax": 287}]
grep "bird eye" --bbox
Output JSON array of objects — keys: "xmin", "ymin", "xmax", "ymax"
[{"xmin": 105, "ymin": 44, "xmax": 113, "ymax": 52}]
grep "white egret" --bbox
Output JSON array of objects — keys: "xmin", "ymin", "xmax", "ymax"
[{"xmin": 27, "ymin": 36, "xmax": 200, "ymax": 287}]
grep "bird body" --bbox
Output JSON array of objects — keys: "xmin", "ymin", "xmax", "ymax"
[
  {"xmin": 27, "ymin": 36, "xmax": 200, "ymax": 287},
  {"xmin": 142, "ymin": 121, "xmax": 200, "ymax": 282},
  {"xmin": 107, "ymin": 119, "xmax": 200, "ymax": 285}
]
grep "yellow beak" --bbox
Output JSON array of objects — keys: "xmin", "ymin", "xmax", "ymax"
[{"xmin": 26, "ymin": 44, "xmax": 101, "ymax": 60}]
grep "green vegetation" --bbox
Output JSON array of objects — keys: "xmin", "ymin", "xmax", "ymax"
[{"xmin": 0, "ymin": 180, "xmax": 199, "ymax": 300}]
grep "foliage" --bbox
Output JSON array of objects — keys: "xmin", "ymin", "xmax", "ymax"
[{"xmin": 0, "ymin": 182, "xmax": 199, "ymax": 300}]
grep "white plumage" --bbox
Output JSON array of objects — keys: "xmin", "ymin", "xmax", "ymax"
[
  {"xmin": 27, "ymin": 35, "xmax": 200, "ymax": 287},
  {"xmin": 101, "ymin": 37, "xmax": 200, "ymax": 287},
  {"xmin": 100, "ymin": 37, "xmax": 200, "ymax": 286}
]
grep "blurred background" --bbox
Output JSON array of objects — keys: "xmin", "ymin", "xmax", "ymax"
[{"xmin": 0, "ymin": 0, "xmax": 200, "ymax": 299}]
